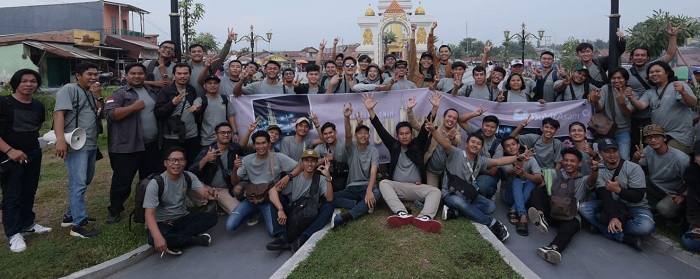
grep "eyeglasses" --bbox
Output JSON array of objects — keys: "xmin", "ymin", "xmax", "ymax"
[
  {"xmin": 644, "ymin": 134, "xmax": 664, "ymax": 141},
  {"xmin": 161, "ymin": 46, "xmax": 174, "ymax": 51},
  {"xmin": 344, "ymin": 63, "xmax": 356, "ymax": 68},
  {"xmin": 217, "ymin": 131, "xmax": 233, "ymax": 135},
  {"xmin": 166, "ymin": 158, "xmax": 186, "ymax": 164},
  {"xmin": 395, "ymin": 65, "xmax": 407, "ymax": 69}
]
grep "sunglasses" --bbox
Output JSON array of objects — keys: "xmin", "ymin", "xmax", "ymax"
[
  {"xmin": 395, "ymin": 65, "xmax": 407, "ymax": 69},
  {"xmin": 344, "ymin": 63, "xmax": 356, "ymax": 68}
]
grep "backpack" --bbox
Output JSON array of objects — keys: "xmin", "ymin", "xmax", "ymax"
[
  {"xmin": 546, "ymin": 170, "xmax": 583, "ymax": 221},
  {"xmin": 129, "ymin": 172, "xmax": 192, "ymax": 230},
  {"xmin": 286, "ymin": 171, "xmax": 322, "ymax": 241},
  {"xmin": 475, "ymin": 129, "xmax": 501, "ymax": 157}
]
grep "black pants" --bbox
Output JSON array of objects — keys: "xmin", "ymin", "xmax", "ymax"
[
  {"xmin": 1, "ymin": 148, "xmax": 41, "ymax": 237},
  {"xmin": 161, "ymin": 136, "xmax": 201, "ymax": 170},
  {"xmin": 147, "ymin": 212, "xmax": 218, "ymax": 249},
  {"xmin": 529, "ymin": 187, "xmax": 581, "ymax": 252},
  {"xmin": 108, "ymin": 141, "xmax": 163, "ymax": 214}
]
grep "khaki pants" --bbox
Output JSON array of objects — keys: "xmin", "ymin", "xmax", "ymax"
[
  {"xmin": 188, "ymin": 186, "xmax": 241, "ymax": 214},
  {"xmin": 379, "ymin": 180, "xmax": 441, "ymax": 219},
  {"xmin": 426, "ymin": 170, "xmax": 441, "ymax": 189},
  {"xmin": 668, "ymin": 138, "xmax": 691, "ymax": 154}
]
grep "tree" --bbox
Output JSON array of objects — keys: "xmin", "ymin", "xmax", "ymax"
[
  {"xmin": 191, "ymin": 32, "xmax": 219, "ymax": 52},
  {"xmin": 179, "ymin": 0, "xmax": 205, "ymax": 52},
  {"xmin": 559, "ymin": 37, "xmax": 581, "ymax": 72},
  {"xmin": 382, "ymin": 31, "xmax": 397, "ymax": 57},
  {"xmin": 627, "ymin": 10, "xmax": 700, "ymax": 58}
]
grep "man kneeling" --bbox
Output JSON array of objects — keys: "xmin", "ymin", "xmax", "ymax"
[
  {"xmin": 145, "ymin": 147, "xmax": 218, "ymax": 256},
  {"xmin": 268, "ymin": 150, "xmax": 334, "ymax": 251}
]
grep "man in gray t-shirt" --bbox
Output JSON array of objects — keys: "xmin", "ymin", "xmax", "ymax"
[
  {"xmin": 195, "ymin": 75, "xmax": 236, "ymax": 146},
  {"xmin": 633, "ymin": 124, "xmax": 689, "ymax": 221},
  {"xmin": 233, "ymin": 61, "xmax": 287, "ymax": 96},
  {"xmin": 511, "ymin": 117, "xmax": 563, "ymax": 170},
  {"xmin": 144, "ymin": 147, "xmax": 217, "ymax": 255},
  {"xmin": 53, "ymin": 62, "xmax": 103, "ymax": 234},
  {"xmin": 381, "ymin": 60, "xmax": 417, "ymax": 91},
  {"xmin": 280, "ymin": 117, "xmax": 318, "ymax": 161}
]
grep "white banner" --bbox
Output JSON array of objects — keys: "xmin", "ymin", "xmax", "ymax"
[{"xmin": 231, "ymin": 89, "xmax": 592, "ymax": 163}]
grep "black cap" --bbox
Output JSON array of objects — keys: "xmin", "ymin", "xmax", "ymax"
[
  {"xmin": 355, "ymin": 124, "xmax": 370, "ymax": 133},
  {"xmin": 204, "ymin": 75, "xmax": 220, "ymax": 83},
  {"xmin": 420, "ymin": 52, "xmax": 434, "ymax": 60},
  {"xmin": 598, "ymin": 138, "xmax": 619, "ymax": 151},
  {"xmin": 395, "ymin": 60, "xmax": 408, "ymax": 67}
]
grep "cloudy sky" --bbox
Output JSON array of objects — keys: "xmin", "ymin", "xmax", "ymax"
[{"xmin": 3, "ymin": 0, "xmax": 699, "ymax": 51}]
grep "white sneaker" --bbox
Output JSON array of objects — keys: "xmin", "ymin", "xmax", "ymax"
[
  {"xmin": 9, "ymin": 233, "xmax": 26, "ymax": 252},
  {"xmin": 22, "ymin": 223, "xmax": 52, "ymax": 236},
  {"xmin": 441, "ymin": 205, "xmax": 448, "ymax": 221},
  {"xmin": 368, "ymin": 205, "xmax": 374, "ymax": 214}
]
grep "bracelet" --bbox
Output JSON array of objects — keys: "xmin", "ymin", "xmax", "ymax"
[
  {"xmin": 277, "ymin": 208, "xmax": 283, "ymax": 211},
  {"xmin": 233, "ymin": 131, "xmax": 238, "ymax": 135},
  {"xmin": 5, "ymin": 147, "xmax": 12, "ymax": 153},
  {"xmin": 287, "ymin": 173, "xmax": 294, "ymax": 180}
]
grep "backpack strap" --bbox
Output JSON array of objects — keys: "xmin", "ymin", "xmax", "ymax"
[
  {"xmin": 464, "ymin": 85, "xmax": 473, "ymax": 97},
  {"xmin": 630, "ymin": 67, "xmax": 651, "ymax": 90},
  {"xmin": 151, "ymin": 175, "xmax": 166, "ymax": 205},
  {"xmin": 145, "ymin": 60, "xmax": 158, "ymax": 81},
  {"xmin": 612, "ymin": 160, "xmax": 625, "ymax": 180},
  {"xmin": 308, "ymin": 171, "xmax": 321, "ymax": 198},
  {"xmin": 488, "ymin": 137, "xmax": 502, "ymax": 158},
  {"xmin": 589, "ymin": 60, "xmax": 608, "ymax": 88}
]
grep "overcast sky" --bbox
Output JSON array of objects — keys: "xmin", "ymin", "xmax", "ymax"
[{"xmin": 3, "ymin": 0, "xmax": 699, "ymax": 51}]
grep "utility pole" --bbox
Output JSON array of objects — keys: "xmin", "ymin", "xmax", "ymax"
[{"xmin": 169, "ymin": 0, "xmax": 181, "ymax": 61}]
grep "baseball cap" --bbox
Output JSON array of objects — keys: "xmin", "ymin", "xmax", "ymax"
[
  {"xmin": 573, "ymin": 64, "xmax": 588, "ymax": 72},
  {"xmin": 420, "ymin": 52, "xmax": 434, "ymax": 60},
  {"xmin": 510, "ymin": 59, "xmax": 524, "ymax": 66},
  {"xmin": 642, "ymin": 124, "xmax": 665, "ymax": 137},
  {"xmin": 267, "ymin": 124, "xmax": 281, "ymax": 132},
  {"xmin": 355, "ymin": 124, "xmax": 370, "ymax": 133},
  {"xmin": 598, "ymin": 138, "xmax": 619, "ymax": 151},
  {"xmin": 301, "ymin": 149, "xmax": 319, "ymax": 159},
  {"xmin": 204, "ymin": 75, "xmax": 220, "ymax": 83},
  {"xmin": 295, "ymin": 117, "xmax": 311, "ymax": 126},
  {"xmin": 395, "ymin": 60, "xmax": 408, "ymax": 68}
]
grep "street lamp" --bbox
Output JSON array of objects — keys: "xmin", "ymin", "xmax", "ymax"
[
  {"xmin": 232, "ymin": 25, "xmax": 273, "ymax": 63},
  {"xmin": 504, "ymin": 23, "xmax": 544, "ymax": 63}
]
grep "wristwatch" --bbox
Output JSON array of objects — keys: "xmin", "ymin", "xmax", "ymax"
[{"xmin": 326, "ymin": 177, "xmax": 332, "ymax": 182}]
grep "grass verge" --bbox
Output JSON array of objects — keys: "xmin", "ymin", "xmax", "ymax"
[{"xmin": 287, "ymin": 205, "xmax": 521, "ymax": 279}]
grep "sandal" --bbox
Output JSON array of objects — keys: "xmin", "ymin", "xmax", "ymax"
[
  {"xmin": 516, "ymin": 221, "xmax": 529, "ymax": 236},
  {"xmin": 507, "ymin": 210, "xmax": 518, "ymax": 225}
]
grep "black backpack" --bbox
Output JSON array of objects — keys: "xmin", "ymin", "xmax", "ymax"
[{"xmin": 129, "ymin": 172, "xmax": 192, "ymax": 230}]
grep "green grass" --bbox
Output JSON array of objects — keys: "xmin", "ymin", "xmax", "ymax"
[{"xmin": 287, "ymin": 205, "xmax": 521, "ymax": 279}]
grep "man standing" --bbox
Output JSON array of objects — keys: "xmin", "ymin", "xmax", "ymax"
[
  {"xmin": 195, "ymin": 75, "xmax": 236, "ymax": 147},
  {"xmin": 234, "ymin": 61, "xmax": 287, "ymax": 95},
  {"xmin": 144, "ymin": 41, "xmax": 176, "ymax": 90},
  {"xmin": 155, "ymin": 63, "xmax": 200, "ymax": 167},
  {"xmin": 105, "ymin": 63, "xmax": 162, "ymax": 224},
  {"xmin": 0, "ymin": 69, "xmax": 50, "ymax": 252},
  {"xmin": 632, "ymin": 124, "xmax": 689, "ymax": 226},
  {"xmin": 191, "ymin": 28, "xmax": 235, "ymax": 96},
  {"xmin": 381, "ymin": 60, "xmax": 417, "ymax": 90},
  {"xmin": 533, "ymin": 51, "xmax": 567, "ymax": 102},
  {"xmin": 145, "ymin": 146, "xmax": 218, "ymax": 256},
  {"xmin": 455, "ymin": 66, "xmax": 494, "ymax": 101},
  {"xmin": 553, "ymin": 65, "xmax": 596, "ymax": 102},
  {"xmin": 217, "ymin": 60, "xmax": 244, "ymax": 97},
  {"xmin": 575, "ymin": 29, "xmax": 626, "ymax": 88},
  {"xmin": 579, "ymin": 138, "xmax": 655, "ymax": 250},
  {"xmin": 53, "ymin": 62, "xmax": 102, "ymax": 237}
]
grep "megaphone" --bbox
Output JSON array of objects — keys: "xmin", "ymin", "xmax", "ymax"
[{"xmin": 40, "ymin": 128, "xmax": 87, "ymax": 150}]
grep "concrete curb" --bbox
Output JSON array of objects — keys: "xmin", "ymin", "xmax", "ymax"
[
  {"xmin": 647, "ymin": 233, "xmax": 700, "ymax": 271},
  {"xmin": 59, "ymin": 244, "xmax": 154, "ymax": 279},
  {"xmin": 473, "ymin": 222, "xmax": 541, "ymax": 279}
]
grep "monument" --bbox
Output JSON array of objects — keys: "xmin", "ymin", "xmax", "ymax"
[{"xmin": 356, "ymin": 0, "xmax": 434, "ymax": 62}]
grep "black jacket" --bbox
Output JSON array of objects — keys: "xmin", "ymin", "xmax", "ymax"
[
  {"xmin": 370, "ymin": 112, "xmax": 432, "ymax": 183},
  {"xmin": 684, "ymin": 160, "xmax": 700, "ymax": 229}
]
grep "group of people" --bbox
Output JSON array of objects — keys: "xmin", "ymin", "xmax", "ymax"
[{"xmin": 2, "ymin": 22, "xmax": 699, "ymax": 269}]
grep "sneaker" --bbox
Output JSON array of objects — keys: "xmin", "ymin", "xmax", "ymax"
[
  {"xmin": 266, "ymin": 235, "xmax": 291, "ymax": 251},
  {"xmin": 489, "ymin": 220, "xmax": 510, "ymax": 242},
  {"xmin": 387, "ymin": 212, "xmax": 413, "ymax": 228},
  {"xmin": 9, "ymin": 233, "xmax": 26, "ymax": 253},
  {"xmin": 412, "ymin": 216, "xmax": 442, "ymax": 233},
  {"xmin": 193, "ymin": 233, "xmax": 211, "ymax": 246},
  {"xmin": 368, "ymin": 205, "xmax": 374, "ymax": 214},
  {"xmin": 441, "ymin": 205, "xmax": 449, "ymax": 221},
  {"xmin": 528, "ymin": 207, "xmax": 549, "ymax": 234},
  {"xmin": 621, "ymin": 235, "xmax": 643, "ymax": 251},
  {"xmin": 21, "ymin": 223, "xmax": 52, "ymax": 236},
  {"xmin": 166, "ymin": 248, "xmax": 183, "ymax": 256},
  {"xmin": 537, "ymin": 246, "xmax": 562, "ymax": 264},
  {"xmin": 331, "ymin": 213, "xmax": 345, "ymax": 229},
  {"xmin": 291, "ymin": 236, "xmax": 308, "ymax": 252},
  {"xmin": 106, "ymin": 212, "xmax": 121, "ymax": 224},
  {"xmin": 61, "ymin": 216, "xmax": 97, "ymax": 228},
  {"xmin": 247, "ymin": 212, "xmax": 260, "ymax": 226},
  {"xmin": 70, "ymin": 221, "xmax": 100, "ymax": 238}
]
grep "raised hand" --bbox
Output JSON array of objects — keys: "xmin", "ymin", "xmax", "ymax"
[
  {"xmin": 425, "ymin": 119, "xmax": 436, "ymax": 132},
  {"xmin": 616, "ymin": 28, "xmax": 625, "ymax": 39},
  {"xmin": 497, "ymin": 91, "xmax": 505, "ymax": 102},
  {"xmin": 309, "ymin": 110, "xmax": 319, "ymax": 127},
  {"xmin": 292, "ymin": 75, "xmax": 301, "ymax": 87},
  {"xmin": 318, "ymin": 157, "xmax": 332, "ymax": 178},
  {"xmin": 429, "ymin": 91, "xmax": 443, "ymax": 108},
  {"xmin": 407, "ymin": 96, "xmax": 417, "ymax": 109},
  {"xmin": 556, "ymin": 64, "xmax": 568, "ymax": 79},
  {"xmin": 624, "ymin": 87, "xmax": 636, "ymax": 99},
  {"xmin": 248, "ymin": 118, "xmax": 260, "ymax": 132},
  {"xmin": 205, "ymin": 57, "xmax": 220, "ymax": 68},
  {"xmin": 484, "ymin": 41, "xmax": 493, "ymax": 53},
  {"xmin": 667, "ymin": 24, "xmax": 681, "ymax": 36},
  {"xmin": 319, "ymin": 39, "xmax": 326, "ymax": 50},
  {"xmin": 521, "ymin": 114, "xmax": 534, "ymax": 127},
  {"xmin": 355, "ymin": 111, "xmax": 364, "ymax": 125},
  {"xmin": 227, "ymin": 28, "xmax": 235, "ymax": 41},
  {"xmin": 532, "ymin": 65, "xmax": 542, "ymax": 78},
  {"xmin": 674, "ymin": 81, "xmax": 686, "ymax": 93},
  {"xmin": 411, "ymin": 23, "xmax": 417, "ymax": 33},
  {"xmin": 588, "ymin": 88, "xmax": 602, "ymax": 103},
  {"xmin": 431, "ymin": 22, "xmax": 437, "ymax": 30},
  {"xmin": 614, "ymin": 87, "xmax": 626, "ymax": 104},
  {"xmin": 343, "ymin": 102, "xmax": 353, "ymax": 117},
  {"xmin": 633, "ymin": 144, "xmax": 645, "ymax": 161},
  {"xmin": 473, "ymin": 105, "xmax": 487, "ymax": 116},
  {"xmin": 361, "ymin": 92, "xmax": 378, "ymax": 110},
  {"xmin": 233, "ymin": 154, "xmax": 242, "ymax": 168},
  {"xmin": 334, "ymin": 37, "xmax": 340, "ymax": 46}
]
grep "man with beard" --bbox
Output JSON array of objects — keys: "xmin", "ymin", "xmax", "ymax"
[{"xmin": 144, "ymin": 41, "xmax": 176, "ymax": 90}]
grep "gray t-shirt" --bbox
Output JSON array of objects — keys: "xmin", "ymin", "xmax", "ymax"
[
  {"xmin": 553, "ymin": 81, "xmax": 593, "ymax": 101},
  {"xmin": 426, "ymin": 144, "xmax": 447, "ymax": 174},
  {"xmin": 143, "ymin": 171, "xmax": 203, "ymax": 222},
  {"xmin": 145, "ymin": 60, "xmax": 175, "ymax": 83},
  {"xmin": 163, "ymin": 89, "xmax": 198, "ymax": 140},
  {"xmin": 194, "ymin": 94, "xmax": 235, "ymax": 146},
  {"xmin": 280, "ymin": 136, "xmax": 316, "ymax": 162},
  {"xmin": 506, "ymin": 90, "xmax": 529, "ymax": 102},
  {"xmin": 442, "ymin": 147, "xmax": 491, "ymax": 193},
  {"xmin": 500, "ymin": 158, "xmax": 542, "ymax": 187},
  {"xmin": 237, "ymin": 152, "xmax": 298, "ymax": 184},
  {"xmin": 459, "ymin": 84, "xmax": 494, "ymax": 101},
  {"xmin": 383, "ymin": 78, "xmax": 417, "ymax": 91},
  {"xmin": 599, "ymin": 85, "xmax": 633, "ymax": 132},
  {"xmin": 466, "ymin": 124, "xmax": 504, "ymax": 158},
  {"xmin": 280, "ymin": 173, "xmax": 328, "ymax": 204},
  {"xmin": 314, "ymin": 138, "xmax": 348, "ymax": 163},
  {"xmin": 639, "ymin": 146, "xmax": 689, "ymax": 194},
  {"xmin": 393, "ymin": 148, "xmax": 422, "ymax": 183},
  {"xmin": 518, "ymin": 134, "xmax": 562, "ymax": 169},
  {"xmin": 551, "ymin": 169, "xmax": 591, "ymax": 201},
  {"xmin": 538, "ymin": 69, "xmax": 559, "ymax": 102},
  {"xmin": 577, "ymin": 147, "xmax": 594, "ymax": 175},
  {"xmin": 218, "ymin": 77, "xmax": 242, "ymax": 98},
  {"xmin": 134, "ymin": 87, "xmax": 158, "ymax": 143},
  {"xmin": 438, "ymin": 64, "xmax": 447, "ymax": 79},
  {"xmin": 241, "ymin": 80, "xmax": 286, "ymax": 95},
  {"xmin": 436, "ymin": 78, "xmax": 455, "ymax": 93},
  {"xmin": 498, "ymin": 76, "xmax": 536, "ymax": 95},
  {"xmin": 189, "ymin": 62, "xmax": 206, "ymax": 96},
  {"xmin": 346, "ymin": 142, "xmax": 379, "ymax": 187},
  {"xmin": 209, "ymin": 151, "xmax": 228, "ymax": 188},
  {"xmin": 625, "ymin": 64, "xmax": 653, "ymax": 119},
  {"xmin": 596, "ymin": 161, "xmax": 649, "ymax": 209},
  {"xmin": 639, "ymin": 82, "xmax": 696, "ymax": 147},
  {"xmin": 585, "ymin": 62, "xmax": 607, "ymax": 86},
  {"xmin": 54, "ymin": 83, "xmax": 98, "ymax": 151}
]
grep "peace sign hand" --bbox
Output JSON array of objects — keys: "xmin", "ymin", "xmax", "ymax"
[{"xmin": 343, "ymin": 103, "xmax": 353, "ymax": 117}]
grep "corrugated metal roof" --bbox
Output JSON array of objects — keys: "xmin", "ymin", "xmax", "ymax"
[
  {"xmin": 24, "ymin": 41, "xmax": 112, "ymax": 61},
  {"xmin": 119, "ymin": 38, "xmax": 158, "ymax": 50}
]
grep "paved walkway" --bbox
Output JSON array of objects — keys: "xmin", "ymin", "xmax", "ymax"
[
  {"xmin": 106, "ymin": 216, "xmax": 293, "ymax": 279},
  {"xmin": 492, "ymin": 196, "xmax": 700, "ymax": 279}
]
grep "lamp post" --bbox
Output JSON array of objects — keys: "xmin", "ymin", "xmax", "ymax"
[
  {"xmin": 232, "ymin": 25, "xmax": 273, "ymax": 64},
  {"xmin": 504, "ymin": 23, "xmax": 544, "ymax": 63}
]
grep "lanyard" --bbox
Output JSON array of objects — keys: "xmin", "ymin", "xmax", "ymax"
[{"xmin": 463, "ymin": 151, "xmax": 477, "ymax": 184}]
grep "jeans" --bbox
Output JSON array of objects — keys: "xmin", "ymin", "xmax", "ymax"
[
  {"xmin": 1, "ymin": 148, "xmax": 41, "ymax": 237},
  {"xmin": 287, "ymin": 200, "xmax": 334, "ymax": 241},
  {"xmin": 615, "ymin": 130, "xmax": 631, "ymax": 161},
  {"xmin": 332, "ymin": 184, "xmax": 382, "ymax": 219},
  {"xmin": 476, "ymin": 173, "xmax": 500, "ymax": 199},
  {"xmin": 681, "ymin": 231, "xmax": 700, "ymax": 251},
  {"xmin": 147, "ymin": 212, "xmax": 218, "ymax": 249},
  {"xmin": 579, "ymin": 200, "xmax": 655, "ymax": 241},
  {"xmin": 504, "ymin": 179, "xmax": 536, "ymax": 217},
  {"xmin": 108, "ymin": 141, "xmax": 162, "ymax": 214},
  {"xmin": 225, "ymin": 200, "xmax": 283, "ymax": 237},
  {"xmin": 64, "ymin": 149, "xmax": 96, "ymax": 226},
  {"xmin": 443, "ymin": 193, "xmax": 495, "ymax": 226}
]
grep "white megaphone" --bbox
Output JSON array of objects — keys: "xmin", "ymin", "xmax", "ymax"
[{"xmin": 41, "ymin": 128, "xmax": 87, "ymax": 150}]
